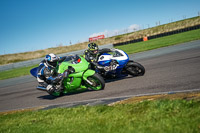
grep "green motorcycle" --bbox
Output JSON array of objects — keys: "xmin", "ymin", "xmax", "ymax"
[{"xmin": 30, "ymin": 55, "xmax": 105, "ymax": 97}]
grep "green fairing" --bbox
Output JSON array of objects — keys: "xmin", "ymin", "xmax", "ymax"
[
  {"xmin": 83, "ymin": 70, "xmax": 95, "ymax": 80},
  {"xmin": 58, "ymin": 56, "xmax": 89, "ymax": 73},
  {"xmin": 57, "ymin": 56, "xmax": 95, "ymax": 94}
]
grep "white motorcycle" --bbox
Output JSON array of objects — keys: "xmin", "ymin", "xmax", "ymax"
[{"xmin": 96, "ymin": 48, "xmax": 145, "ymax": 78}]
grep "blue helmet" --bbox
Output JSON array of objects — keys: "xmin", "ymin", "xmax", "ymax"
[{"xmin": 45, "ymin": 53, "xmax": 59, "ymax": 68}]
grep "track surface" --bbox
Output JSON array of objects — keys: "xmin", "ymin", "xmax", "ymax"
[{"xmin": 0, "ymin": 40, "xmax": 200, "ymax": 112}]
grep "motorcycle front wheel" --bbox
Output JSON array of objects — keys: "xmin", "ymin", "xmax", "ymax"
[
  {"xmin": 126, "ymin": 62, "xmax": 145, "ymax": 76},
  {"xmin": 85, "ymin": 73, "xmax": 105, "ymax": 91}
]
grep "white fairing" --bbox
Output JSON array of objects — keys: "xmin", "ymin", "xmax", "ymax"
[
  {"xmin": 98, "ymin": 55, "xmax": 111, "ymax": 61},
  {"xmin": 98, "ymin": 49, "xmax": 128, "ymax": 62}
]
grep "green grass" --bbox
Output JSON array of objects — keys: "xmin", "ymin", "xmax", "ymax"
[
  {"xmin": 1, "ymin": 29, "xmax": 200, "ymax": 80},
  {"xmin": 115, "ymin": 28, "xmax": 200, "ymax": 54},
  {"xmin": 0, "ymin": 99, "xmax": 200, "ymax": 133},
  {"xmin": 0, "ymin": 64, "xmax": 38, "ymax": 80}
]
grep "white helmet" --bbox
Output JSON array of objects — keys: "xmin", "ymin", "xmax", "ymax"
[{"xmin": 45, "ymin": 53, "xmax": 59, "ymax": 68}]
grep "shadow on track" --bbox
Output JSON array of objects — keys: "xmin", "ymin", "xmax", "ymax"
[
  {"xmin": 37, "ymin": 89, "xmax": 93, "ymax": 100},
  {"xmin": 37, "ymin": 95, "xmax": 58, "ymax": 100},
  {"xmin": 104, "ymin": 75, "xmax": 135, "ymax": 83},
  {"xmin": 37, "ymin": 76, "xmax": 138, "ymax": 100}
]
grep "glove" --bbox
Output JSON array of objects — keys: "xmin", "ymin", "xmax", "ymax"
[{"xmin": 58, "ymin": 56, "xmax": 66, "ymax": 63}]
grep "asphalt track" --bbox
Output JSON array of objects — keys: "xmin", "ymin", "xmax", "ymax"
[{"xmin": 0, "ymin": 40, "xmax": 200, "ymax": 112}]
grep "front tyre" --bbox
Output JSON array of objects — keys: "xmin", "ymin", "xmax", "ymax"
[
  {"xmin": 85, "ymin": 73, "xmax": 105, "ymax": 91},
  {"xmin": 47, "ymin": 85, "xmax": 61, "ymax": 97},
  {"xmin": 126, "ymin": 62, "xmax": 145, "ymax": 76},
  {"xmin": 48, "ymin": 90, "xmax": 61, "ymax": 97}
]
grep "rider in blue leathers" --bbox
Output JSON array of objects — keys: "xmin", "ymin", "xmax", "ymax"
[{"xmin": 37, "ymin": 53, "xmax": 67, "ymax": 94}]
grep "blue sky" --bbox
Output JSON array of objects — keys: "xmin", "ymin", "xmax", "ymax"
[{"xmin": 0, "ymin": 0, "xmax": 200, "ymax": 55}]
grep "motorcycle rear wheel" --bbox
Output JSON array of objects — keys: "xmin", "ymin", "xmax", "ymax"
[
  {"xmin": 85, "ymin": 73, "xmax": 105, "ymax": 91},
  {"xmin": 126, "ymin": 62, "xmax": 145, "ymax": 76}
]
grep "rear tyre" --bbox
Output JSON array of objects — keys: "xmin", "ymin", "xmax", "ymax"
[
  {"xmin": 85, "ymin": 73, "xmax": 105, "ymax": 91},
  {"xmin": 126, "ymin": 62, "xmax": 145, "ymax": 76}
]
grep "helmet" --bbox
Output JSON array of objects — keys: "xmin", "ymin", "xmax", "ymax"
[
  {"xmin": 45, "ymin": 53, "xmax": 59, "ymax": 68},
  {"xmin": 88, "ymin": 43, "xmax": 99, "ymax": 54}
]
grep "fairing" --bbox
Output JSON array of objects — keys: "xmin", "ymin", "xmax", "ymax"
[{"xmin": 30, "ymin": 67, "xmax": 39, "ymax": 78}]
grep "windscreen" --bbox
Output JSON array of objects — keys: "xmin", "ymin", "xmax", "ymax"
[{"xmin": 64, "ymin": 55, "xmax": 81, "ymax": 64}]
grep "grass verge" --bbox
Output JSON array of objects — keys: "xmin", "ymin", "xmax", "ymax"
[
  {"xmin": 115, "ymin": 28, "xmax": 200, "ymax": 54},
  {"xmin": 0, "ymin": 64, "xmax": 38, "ymax": 80},
  {"xmin": 0, "ymin": 92, "xmax": 200, "ymax": 133}
]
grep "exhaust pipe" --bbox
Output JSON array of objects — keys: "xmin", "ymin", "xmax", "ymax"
[{"xmin": 37, "ymin": 86, "xmax": 47, "ymax": 91}]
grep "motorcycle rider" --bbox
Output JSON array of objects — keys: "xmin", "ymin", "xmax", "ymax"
[
  {"xmin": 83, "ymin": 42, "xmax": 112, "ymax": 70},
  {"xmin": 37, "ymin": 53, "xmax": 69, "ymax": 94}
]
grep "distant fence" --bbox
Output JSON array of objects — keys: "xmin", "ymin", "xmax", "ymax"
[
  {"xmin": 0, "ymin": 44, "xmax": 113, "ymax": 72},
  {"xmin": 114, "ymin": 24, "xmax": 200, "ymax": 46}
]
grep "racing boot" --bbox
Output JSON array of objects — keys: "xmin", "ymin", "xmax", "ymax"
[{"xmin": 46, "ymin": 84, "xmax": 56, "ymax": 94}]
